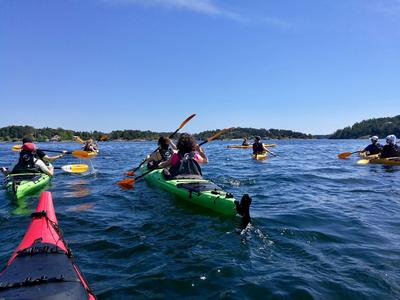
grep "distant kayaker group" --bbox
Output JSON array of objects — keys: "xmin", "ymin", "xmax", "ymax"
[{"xmin": 362, "ymin": 134, "xmax": 400, "ymax": 158}]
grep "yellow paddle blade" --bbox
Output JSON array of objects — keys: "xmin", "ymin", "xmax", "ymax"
[
  {"xmin": 71, "ymin": 150, "xmax": 90, "ymax": 159},
  {"xmin": 61, "ymin": 164, "xmax": 89, "ymax": 173},
  {"xmin": 11, "ymin": 145, "xmax": 22, "ymax": 151},
  {"xmin": 73, "ymin": 136, "xmax": 85, "ymax": 143},
  {"xmin": 356, "ymin": 159, "xmax": 370, "ymax": 165},
  {"xmin": 205, "ymin": 127, "xmax": 234, "ymax": 143},
  {"xmin": 338, "ymin": 152, "xmax": 353, "ymax": 159}
]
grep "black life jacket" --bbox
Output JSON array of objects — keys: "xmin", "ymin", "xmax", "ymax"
[
  {"xmin": 380, "ymin": 144, "xmax": 400, "ymax": 158},
  {"xmin": 165, "ymin": 152, "xmax": 202, "ymax": 180},
  {"xmin": 253, "ymin": 142, "xmax": 264, "ymax": 154},
  {"xmin": 11, "ymin": 150, "xmax": 40, "ymax": 174},
  {"xmin": 147, "ymin": 148, "xmax": 173, "ymax": 169}
]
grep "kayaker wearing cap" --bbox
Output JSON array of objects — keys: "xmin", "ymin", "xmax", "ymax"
[
  {"xmin": 11, "ymin": 142, "xmax": 54, "ymax": 176},
  {"xmin": 253, "ymin": 136, "xmax": 274, "ymax": 156},
  {"xmin": 380, "ymin": 135, "xmax": 400, "ymax": 158},
  {"xmin": 160, "ymin": 133, "xmax": 207, "ymax": 179},
  {"xmin": 146, "ymin": 136, "xmax": 177, "ymax": 169},
  {"xmin": 242, "ymin": 137, "xmax": 249, "ymax": 146},
  {"xmin": 22, "ymin": 137, "xmax": 67, "ymax": 163},
  {"xmin": 362, "ymin": 136, "xmax": 382, "ymax": 155}
]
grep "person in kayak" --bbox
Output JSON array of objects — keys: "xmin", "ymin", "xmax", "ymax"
[
  {"xmin": 253, "ymin": 136, "xmax": 275, "ymax": 156},
  {"xmin": 11, "ymin": 142, "xmax": 54, "ymax": 176},
  {"xmin": 160, "ymin": 133, "xmax": 208, "ymax": 179},
  {"xmin": 146, "ymin": 136, "xmax": 177, "ymax": 169},
  {"xmin": 83, "ymin": 138, "xmax": 98, "ymax": 152},
  {"xmin": 362, "ymin": 136, "xmax": 383, "ymax": 155},
  {"xmin": 22, "ymin": 137, "xmax": 67, "ymax": 163},
  {"xmin": 380, "ymin": 135, "xmax": 400, "ymax": 158},
  {"xmin": 242, "ymin": 137, "xmax": 249, "ymax": 146}
]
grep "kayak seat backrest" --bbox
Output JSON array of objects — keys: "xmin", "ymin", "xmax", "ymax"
[
  {"xmin": 0, "ymin": 243, "xmax": 89, "ymax": 300},
  {"xmin": 176, "ymin": 182, "xmax": 223, "ymax": 193}
]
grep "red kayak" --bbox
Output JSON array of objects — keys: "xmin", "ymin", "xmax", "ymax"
[{"xmin": 0, "ymin": 191, "xmax": 96, "ymax": 299}]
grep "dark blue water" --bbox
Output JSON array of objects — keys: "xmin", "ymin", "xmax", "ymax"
[{"xmin": 1, "ymin": 140, "xmax": 399, "ymax": 299}]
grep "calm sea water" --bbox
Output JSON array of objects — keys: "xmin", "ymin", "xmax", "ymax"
[{"xmin": 0, "ymin": 140, "xmax": 399, "ymax": 299}]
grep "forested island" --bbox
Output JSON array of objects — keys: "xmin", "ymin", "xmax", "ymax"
[
  {"xmin": 0, "ymin": 125, "xmax": 312, "ymax": 142},
  {"xmin": 330, "ymin": 115, "xmax": 400, "ymax": 139}
]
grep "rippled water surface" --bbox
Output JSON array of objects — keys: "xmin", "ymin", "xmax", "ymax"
[{"xmin": 1, "ymin": 140, "xmax": 399, "ymax": 299}]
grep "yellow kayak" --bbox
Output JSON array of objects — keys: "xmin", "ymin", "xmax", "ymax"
[
  {"xmin": 227, "ymin": 144, "xmax": 277, "ymax": 149},
  {"xmin": 83, "ymin": 150, "xmax": 99, "ymax": 158},
  {"xmin": 252, "ymin": 153, "xmax": 268, "ymax": 160},
  {"xmin": 364, "ymin": 157, "xmax": 400, "ymax": 166}
]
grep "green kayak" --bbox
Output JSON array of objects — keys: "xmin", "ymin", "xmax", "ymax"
[
  {"xmin": 4, "ymin": 173, "xmax": 52, "ymax": 200},
  {"xmin": 140, "ymin": 166, "xmax": 238, "ymax": 216}
]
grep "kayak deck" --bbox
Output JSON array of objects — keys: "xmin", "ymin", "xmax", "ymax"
[
  {"xmin": 227, "ymin": 144, "xmax": 276, "ymax": 149},
  {"xmin": 4, "ymin": 173, "xmax": 51, "ymax": 200},
  {"xmin": 0, "ymin": 191, "xmax": 95, "ymax": 299},
  {"xmin": 140, "ymin": 166, "xmax": 237, "ymax": 216},
  {"xmin": 252, "ymin": 153, "xmax": 268, "ymax": 160}
]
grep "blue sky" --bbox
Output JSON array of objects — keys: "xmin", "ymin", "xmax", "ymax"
[{"xmin": 1, "ymin": 0, "xmax": 399, "ymax": 134}]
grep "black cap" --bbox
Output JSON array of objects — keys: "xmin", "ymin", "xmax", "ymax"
[{"xmin": 22, "ymin": 137, "xmax": 33, "ymax": 143}]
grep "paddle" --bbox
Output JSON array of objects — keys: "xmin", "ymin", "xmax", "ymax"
[
  {"xmin": 118, "ymin": 127, "xmax": 233, "ymax": 188},
  {"xmin": 11, "ymin": 145, "xmax": 89, "ymax": 159},
  {"xmin": 356, "ymin": 159, "xmax": 370, "ymax": 165},
  {"xmin": 73, "ymin": 136, "xmax": 85, "ymax": 144},
  {"xmin": 3, "ymin": 164, "xmax": 89, "ymax": 175},
  {"xmin": 337, "ymin": 151, "xmax": 363, "ymax": 159},
  {"xmin": 130, "ymin": 114, "xmax": 196, "ymax": 174},
  {"xmin": 58, "ymin": 164, "xmax": 89, "ymax": 173}
]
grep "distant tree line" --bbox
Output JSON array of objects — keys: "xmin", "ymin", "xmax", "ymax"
[
  {"xmin": 330, "ymin": 115, "xmax": 400, "ymax": 139},
  {"xmin": 0, "ymin": 125, "xmax": 312, "ymax": 142}
]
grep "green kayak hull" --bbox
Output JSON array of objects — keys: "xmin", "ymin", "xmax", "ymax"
[
  {"xmin": 4, "ymin": 173, "xmax": 52, "ymax": 200},
  {"xmin": 140, "ymin": 166, "xmax": 237, "ymax": 216}
]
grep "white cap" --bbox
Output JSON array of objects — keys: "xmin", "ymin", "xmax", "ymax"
[
  {"xmin": 386, "ymin": 134, "xmax": 397, "ymax": 145},
  {"xmin": 370, "ymin": 136, "xmax": 379, "ymax": 142}
]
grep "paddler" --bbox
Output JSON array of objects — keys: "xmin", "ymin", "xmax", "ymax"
[
  {"xmin": 22, "ymin": 137, "xmax": 67, "ymax": 163},
  {"xmin": 380, "ymin": 135, "xmax": 400, "ymax": 158},
  {"xmin": 82, "ymin": 138, "xmax": 98, "ymax": 152},
  {"xmin": 362, "ymin": 136, "xmax": 382, "ymax": 155},
  {"xmin": 11, "ymin": 142, "xmax": 54, "ymax": 176},
  {"xmin": 160, "ymin": 133, "xmax": 208, "ymax": 179},
  {"xmin": 242, "ymin": 137, "xmax": 249, "ymax": 146},
  {"xmin": 252, "ymin": 136, "xmax": 275, "ymax": 156},
  {"xmin": 146, "ymin": 136, "xmax": 177, "ymax": 169}
]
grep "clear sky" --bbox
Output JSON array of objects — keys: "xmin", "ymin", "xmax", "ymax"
[{"xmin": 1, "ymin": 0, "xmax": 399, "ymax": 134}]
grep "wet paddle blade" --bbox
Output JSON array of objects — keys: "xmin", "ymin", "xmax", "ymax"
[
  {"xmin": 73, "ymin": 136, "xmax": 85, "ymax": 143},
  {"xmin": 61, "ymin": 164, "xmax": 89, "ymax": 173},
  {"xmin": 356, "ymin": 159, "xmax": 370, "ymax": 165},
  {"xmin": 338, "ymin": 152, "xmax": 353, "ymax": 159},
  {"xmin": 118, "ymin": 178, "xmax": 135, "ymax": 188}
]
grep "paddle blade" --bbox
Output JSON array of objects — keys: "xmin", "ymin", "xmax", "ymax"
[
  {"xmin": 11, "ymin": 145, "xmax": 22, "ymax": 152},
  {"xmin": 356, "ymin": 159, "xmax": 370, "ymax": 165},
  {"xmin": 200, "ymin": 127, "xmax": 233, "ymax": 146},
  {"xmin": 126, "ymin": 171, "xmax": 135, "ymax": 176},
  {"xmin": 71, "ymin": 150, "xmax": 90, "ymax": 159},
  {"xmin": 61, "ymin": 164, "xmax": 89, "ymax": 173},
  {"xmin": 73, "ymin": 136, "xmax": 85, "ymax": 143},
  {"xmin": 178, "ymin": 114, "xmax": 196, "ymax": 130},
  {"xmin": 118, "ymin": 178, "xmax": 135, "ymax": 189},
  {"xmin": 99, "ymin": 135, "xmax": 108, "ymax": 141},
  {"xmin": 338, "ymin": 152, "xmax": 353, "ymax": 159}
]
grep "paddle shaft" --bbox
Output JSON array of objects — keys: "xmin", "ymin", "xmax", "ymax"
[{"xmin": 132, "ymin": 114, "xmax": 196, "ymax": 172}]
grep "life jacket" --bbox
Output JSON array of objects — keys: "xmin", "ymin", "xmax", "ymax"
[
  {"xmin": 253, "ymin": 142, "xmax": 264, "ymax": 154},
  {"xmin": 364, "ymin": 143, "xmax": 383, "ymax": 155},
  {"xmin": 147, "ymin": 148, "xmax": 173, "ymax": 169},
  {"xmin": 11, "ymin": 150, "xmax": 41, "ymax": 174},
  {"xmin": 380, "ymin": 144, "xmax": 400, "ymax": 158},
  {"xmin": 165, "ymin": 152, "xmax": 202, "ymax": 180}
]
